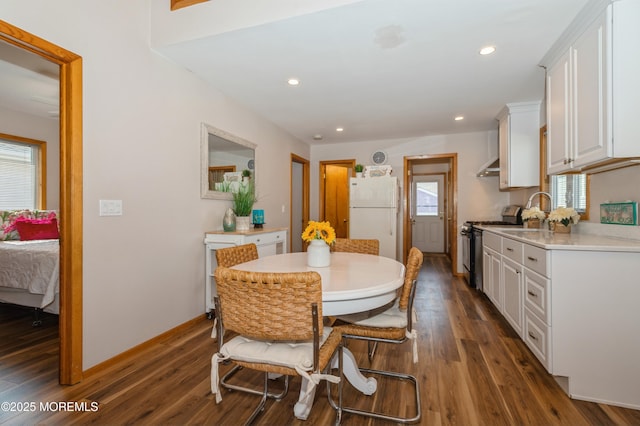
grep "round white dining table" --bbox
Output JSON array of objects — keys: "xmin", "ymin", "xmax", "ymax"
[
  {"xmin": 233, "ymin": 251, "xmax": 406, "ymax": 420},
  {"xmin": 233, "ymin": 251, "xmax": 406, "ymax": 316}
]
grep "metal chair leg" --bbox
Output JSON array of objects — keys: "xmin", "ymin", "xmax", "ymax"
[
  {"xmin": 327, "ymin": 352, "xmax": 421, "ymax": 424},
  {"xmin": 244, "ymin": 373, "xmax": 269, "ymax": 426},
  {"xmin": 367, "ymin": 341, "xmax": 378, "ymax": 362},
  {"xmin": 221, "ymin": 364, "xmax": 289, "ymax": 400}
]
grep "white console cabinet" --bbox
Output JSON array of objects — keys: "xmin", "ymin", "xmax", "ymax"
[{"xmin": 204, "ymin": 228, "xmax": 288, "ymax": 315}]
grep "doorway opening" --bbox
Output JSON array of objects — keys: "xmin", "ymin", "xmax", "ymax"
[
  {"xmin": 403, "ymin": 154, "xmax": 457, "ymax": 272},
  {"xmin": 319, "ymin": 160, "xmax": 355, "ymax": 238},
  {"xmin": 290, "ymin": 154, "xmax": 310, "ymax": 252},
  {"xmin": 0, "ymin": 20, "xmax": 84, "ymax": 384}
]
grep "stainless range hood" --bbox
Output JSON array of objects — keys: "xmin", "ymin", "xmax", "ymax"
[{"xmin": 477, "ymin": 157, "xmax": 500, "ymax": 177}]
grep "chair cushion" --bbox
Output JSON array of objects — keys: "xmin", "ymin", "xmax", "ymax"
[
  {"xmin": 339, "ymin": 301, "xmax": 407, "ymax": 329},
  {"xmin": 220, "ymin": 326, "xmax": 333, "ymax": 371}
]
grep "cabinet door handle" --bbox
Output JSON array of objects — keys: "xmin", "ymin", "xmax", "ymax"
[
  {"xmin": 528, "ymin": 331, "xmax": 538, "ymax": 341},
  {"xmin": 527, "ymin": 256, "xmax": 538, "ymax": 262},
  {"xmin": 527, "ymin": 290, "xmax": 537, "ymax": 297},
  {"xmin": 506, "ymin": 247, "xmax": 514, "ymax": 252}
]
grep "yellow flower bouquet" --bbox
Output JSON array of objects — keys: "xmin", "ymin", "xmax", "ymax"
[{"xmin": 301, "ymin": 221, "xmax": 336, "ymax": 245}]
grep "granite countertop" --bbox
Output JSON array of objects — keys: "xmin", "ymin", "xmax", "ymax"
[{"xmin": 478, "ymin": 225, "xmax": 640, "ymax": 252}]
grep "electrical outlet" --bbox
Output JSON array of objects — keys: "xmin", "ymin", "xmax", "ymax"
[{"xmin": 99, "ymin": 200, "xmax": 123, "ymax": 216}]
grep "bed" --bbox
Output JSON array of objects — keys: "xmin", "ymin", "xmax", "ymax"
[
  {"xmin": 0, "ymin": 240, "xmax": 60, "ymax": 314},
  {"xmin": 0, "ymin": 210, "xmax": 60, "ymax": 321}
]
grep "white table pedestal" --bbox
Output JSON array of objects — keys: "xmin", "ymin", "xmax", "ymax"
[{"xmin": 293, "ymin": 347, "xmax": 377, "ymax": 420}]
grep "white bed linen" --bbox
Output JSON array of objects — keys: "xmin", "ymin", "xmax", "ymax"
[{"xmin": 0, "ymin": 240, "xmax": 59, "ymax": 308}]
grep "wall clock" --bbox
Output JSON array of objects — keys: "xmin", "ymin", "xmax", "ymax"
[
  {"xmin": 247, "ymin": 159, "xmax": 254, "ymax": 170},
  {"xmin": 371, "ymin": 150, "xmax": 388, "ymax": 165}
]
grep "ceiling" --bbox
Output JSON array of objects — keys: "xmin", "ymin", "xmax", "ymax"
[
  {"xmin": 0, "ymin": 0, "xmax": 590, "ymax": 144},
  {"xmin": 0, "ymin": 40, "xmax": 60, "ymax": 120}
]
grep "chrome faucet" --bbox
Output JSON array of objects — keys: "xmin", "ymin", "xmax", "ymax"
[{"xmin": 525, "ymin": 191, "xmax": 552, "ymax": 209}]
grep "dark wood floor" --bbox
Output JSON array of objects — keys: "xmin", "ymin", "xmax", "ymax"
[{"xmin": 1, "ymin": 254, "xmax": 640, "ymax": 425}]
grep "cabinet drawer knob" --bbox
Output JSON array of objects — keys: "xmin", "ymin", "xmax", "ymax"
[
  {"xmin": 528, "ymin": 331, "xmax": 538, "ymax": 341},
  {"xmin": 506, "ymin": 247, "xmax": 514, "ymax": 252},
  {"xmin": 527, "ymin": 256, "xmax": 538, "ymax": 262},
  {"xmin": 527, "ymin": 290, "xmax": 537, "ymax": 297}
]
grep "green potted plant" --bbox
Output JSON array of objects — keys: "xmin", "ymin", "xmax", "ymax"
[
  {"xmin": 355, "ymin": 164, "xmax": 364, "ymax": 177},
  {"xmin": 232, "ymin": 182, "xmax": 257, "ymax": 231},
  {"xmin": 241, "ymin": 169, "xmax": 251, "ymax": 183}
]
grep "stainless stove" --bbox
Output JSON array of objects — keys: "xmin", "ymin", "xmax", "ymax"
[{"xmin": 461, "ymin": 206, "xmax": 523, "ymax": 290}]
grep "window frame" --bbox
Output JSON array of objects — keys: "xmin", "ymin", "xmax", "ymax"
[
  {"xmin": 539, "ymin": 126, "xmax": 590, "ymax": 220},
  {"xmin": 0, "ymin": 132, "xmax": 47, "ymax": 210}
]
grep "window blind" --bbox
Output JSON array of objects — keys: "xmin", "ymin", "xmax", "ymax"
[{"xmin": 0, "ymin": 140, "xmax": 38, "ymax": 210}]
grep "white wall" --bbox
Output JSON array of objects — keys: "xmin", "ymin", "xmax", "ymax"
[
  {"xmin": 0, "ymin": 106, "xmax": 60, "ymax": 210},
  {"xmin": 311, "ymin": 129, "xmax": 511, "ymax": 273},
  {"xmin": 3, "ymin": 0, "xmax": 309, "ymax": 369}
]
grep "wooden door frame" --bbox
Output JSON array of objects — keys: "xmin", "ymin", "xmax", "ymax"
[
  {"xmin": 0, "ymin": 20, "xmax": 84, "ymax": 384},
  {"xmin": 290, "ymin": 154, "xmax": 310, "ymax": 251},
  {"xmin": 403, "ymin": 154, "xmax": 458, "ymax": 272},
  {"xmin": 318, "ymin": 159, "xmax": 355, "ymax": 222}
]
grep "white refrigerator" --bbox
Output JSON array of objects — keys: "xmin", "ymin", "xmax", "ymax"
[{"xmin": 349, "ymin": 176, "xmax": 399, "ymax": 259}]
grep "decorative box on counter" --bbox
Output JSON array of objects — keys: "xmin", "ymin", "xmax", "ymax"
[{"xmin": 600, "ymin": 202, "xmax": 638, "ymax": 225}]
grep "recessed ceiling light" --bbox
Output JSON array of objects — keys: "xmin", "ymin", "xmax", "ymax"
[
  {"xmin": 454, "ymin": 115, "xmax": 464, "ymax": 121},
  {"xmin": 313, "ymin": 134, "xmax": 323, "ymax": 140},
  {"xmin": 287, "ymin": 78, "xmax": 300, "ymax": 86},
  {"xmin": 479, "ymin": 46, "xmax": 496, "ymax": 55},
  {"xmin": 336, "ymin": 127, "xmax": 344, "ymax": 132}
]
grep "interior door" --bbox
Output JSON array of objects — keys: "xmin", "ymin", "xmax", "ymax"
[
  {"xmin": 411, "ymin": 174, "xmax": 445, "ymax": 253},
  {"xmin": 323, "ymin": 164, "xmax": 350, "ymax": 237},
  {"xmin": 290, "ymin": 154, "xmax": 309, "ymax": 253}
]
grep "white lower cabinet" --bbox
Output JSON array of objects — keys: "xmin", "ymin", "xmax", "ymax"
[
  {"xmin": 482, "ymin": 229, "xmax": 640, "ymax": 409},
  {"xmin": 502, "ymin": 257, "xmax": 523, "ymax": 337},
  {"xmin": 483, "ymin": 247, "xmax": 502, "ymax": 310},
  {"xmin": 483, "ymin": 233, "xmax": 550, "ymax": 366},
  {"xmin": 523, "ymin": 310, "xmax": 550, "ymax": 369}
]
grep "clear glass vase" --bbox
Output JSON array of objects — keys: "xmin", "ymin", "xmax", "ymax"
[{"xmin": 222, "ymin": 208, "xmax": 236, "ymax": 232}]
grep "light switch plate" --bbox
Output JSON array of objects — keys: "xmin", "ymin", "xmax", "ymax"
[{"xmin": 99, "ymin": 200, "xmax": 123, "ymax": 216}]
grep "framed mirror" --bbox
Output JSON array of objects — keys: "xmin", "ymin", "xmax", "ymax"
[{"xmin": 201, "ymin": 123, "xmax": 256, "ymax": 200}]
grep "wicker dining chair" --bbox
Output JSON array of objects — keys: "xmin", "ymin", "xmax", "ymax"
[
  {"xmin": 329, "ymin": 247, "xmax": 424, "ymax": 424},
  {"xmin": 214, "ymin": 243, "xmax": 291, "ymax": 400},
  {"xmin": 331, "ymin": 238, "xmax": 379, "ymax": 255},
  {"xmin": 215, "ymin": 243, "xmax": 259, "ymax": 267},
  {"xmin": 212, "ymin": 267, "xmax": 343, "ymax": 425}
]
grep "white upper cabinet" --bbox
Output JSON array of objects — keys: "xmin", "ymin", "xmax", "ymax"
[
  {"xmin": 497, "ymin": 102, "xmax": 541, "ymax": 189},
  {"xmin": 543, "ymin": 0, "xmax": 640, "ymax": 174}
]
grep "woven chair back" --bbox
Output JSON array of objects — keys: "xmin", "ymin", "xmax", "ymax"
[
  {"xmin": 332, "ymin": 238, "xmax": 379, "ymax": 255},
  {"xmin": 398, "ymin": 247, "xmax": 424, "ymax": 310},
  {"xmin": 215, "ymin": 243, "xmax": 259, "ymax": 267},
  {"xmin": 214, "ymin": 267, "xmax": 323, "ymax": 341}
]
